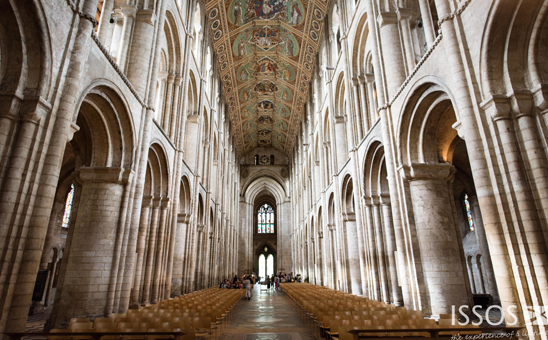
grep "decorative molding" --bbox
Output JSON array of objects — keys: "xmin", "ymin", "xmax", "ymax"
[{"xmin": 65, "ymin": 0, "xmax": 99, "ymax": 27}]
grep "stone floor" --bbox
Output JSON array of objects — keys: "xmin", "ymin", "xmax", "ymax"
[{"xmin": 218, "ymin": 285, "xmax": 316, "ymax": 340}]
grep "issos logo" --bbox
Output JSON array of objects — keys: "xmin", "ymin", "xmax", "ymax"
[{"xmin": 451, "ymin": 305, "xmax": 548, "ymax": 326}]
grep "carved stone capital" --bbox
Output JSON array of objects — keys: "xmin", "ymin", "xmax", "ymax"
[
  {"xmin": 480, "ymin": 95, "xmax": 512, "ymax": 121},
  {"xmin": 135, "ymin": 9, "xmax": 156, "ymax": 26},
  {"xmin": 398, "ymin": 163, "xmax": 456, "ymax": 181},
  {"xmin": 397, "ymin": 8, "xmax": 413, "ymax": 20},
  {"xmin": 142, "ymin": 195, "xmax": 153, "ymax": 208},
  {"xmin": 120, "ymin": 5, "xmax": 137, "ymax": 18},
  {"xmin": 377, "ymin": 12, "xmax": 398, "ymax": 27}
]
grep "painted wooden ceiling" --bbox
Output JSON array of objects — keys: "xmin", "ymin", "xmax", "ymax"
[{"xmin": 204, "ymin": 0, "xmax": 329, "ymax": 155}]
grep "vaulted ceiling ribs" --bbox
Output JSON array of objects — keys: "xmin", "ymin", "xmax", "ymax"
[{"xmin": 204, "ymin": 0, "xmax": 329, "ymax": 155}]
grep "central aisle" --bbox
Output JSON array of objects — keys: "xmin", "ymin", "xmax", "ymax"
[{"xmin": 220, "ymin": 284, "xmax": 316, "ymax": 340}]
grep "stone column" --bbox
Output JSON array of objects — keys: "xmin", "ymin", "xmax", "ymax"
[
  {"xmin": 50, "ymin": 167, "xmax": 128, "ymax": 328},
  {"xmin": 358, "ymin": 76, "xmax": 370, "ymax": 132},
  {"xmin": 365, "ymin": 74, "xmax": 377, "ymax": 126},
  {"xmin": 343, "ymin": 215, "xmax": 363, "ymax": 295},
  {"xmin": 162, "ymin": 75, "xmax": 175, "ymax": 132},
  {"xmin": 418, "ymin": 0, "xmax": 436, "ymax": 48},
  {"xmin": 97, "ymin": 0, "xmax": 115, "ymax": 43},
  {"xmin": 482, "ymin": 97, "xmax": 548, "ymax": 307},
  {"xmin": 141, "ymin": 197, "xmax": 161, "ymax": 304},
  {"xmin": 129, "ymin": 196, "xmax": 152, "ymax": 308},
  {"xmin": 6, "ymin": 0, "xmax": 99, "ymax": 332},
  {"xmin": 334, "ymin": 116, "xmax": 347, "ymax": 168},
  {"xmin": 169, "ymin": 76, "xmax": 183, "ymax": 140},
  {"xmin": 380, "ymin": 194, "xmax": 403, "ymax": 306},
  {"xmin": 364, "ymin": 0, "xmax": 412, "ymax": 307},
  {"xmin": 372, "ymin": 197, "xmax": 389, "ymax": 303},
  {"xmin": 151, "ymin": 198, "xmax": 169, "ymax": 303},
  {"xmin": 116, "ymin": 5, "xmax": 137, "ymax": 72},
  {"xmin": 126, "ymin": 9, "xmax": 156, "ymax": 96},
  {"xmin": 427, "ymin": 0, "xmax": 520, "ymax": 317},
  {"xmin": 351, "ymin": 78, "xmax": 364, "ymax": 141},
  {"xmin": 155, "ymin": 72, "xmax": 168, "ymax": 122},
  {"xmin": 109, "ymin": 9, "xmax": 124, "ymax": 56},
  {"xmin": 400, "ymin": 163, "xmax": 470, "ymax": 317},
  {"xmin": 398, "ymin": 8, "xmax": 416, "ymax": 73},
  {"xmin": 363, "ymin": 200, "xmax": 379, "ymax": 300},
  {"xmin": 324, "ymin": 223, "xmax": 334, "ymax": 289},
  {"xmin": 168, "ymin": 213, "xmax": 187, "ymax": 297},
  {"xmin": 377, "ymin": 12, "xmax": 407, "ymax": 98},
  {"xmin": 468, "ymin": 195, "xmax": 500, "ymax": 304}
]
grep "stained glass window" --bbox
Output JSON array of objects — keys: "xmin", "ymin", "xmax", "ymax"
[
  {"xmin": 61, "ymin": 184, "xmax": 74, "ymax": 229},
  {"xmin": 464, "ymin": 193, "xmax": 475, "ymax": 231},
  {"xmin": 257, "ymin": 204, "xmax": 274, "ymax": 234}
]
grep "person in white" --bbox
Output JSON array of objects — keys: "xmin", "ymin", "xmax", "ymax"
[{"xmin": 244, "ymin": 276, "xmax": 252, "ymax": 300}]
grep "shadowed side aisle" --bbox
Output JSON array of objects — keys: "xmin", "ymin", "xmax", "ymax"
[{"xmin": 219, "ymin": 284, "xmax": 316, "ymax": 340}]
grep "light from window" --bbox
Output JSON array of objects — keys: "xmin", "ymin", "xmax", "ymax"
[
  {"xmin": 267, "ymin": 254, "xmax": 274, "ymax": 277},
  {"xmin": 259, "ymin": 254, "xmax": 266, "ymax": 280},
  {"xmin": 258, "ymin": 204, "xmax": 274, "ymax": 233},
  {"xmin": 62, "ymin": 184, "xmax": 75, "ymax": 229},
  {"xmin": 464, "ymin": 193, "xmax": 475, "ymax": 231}
]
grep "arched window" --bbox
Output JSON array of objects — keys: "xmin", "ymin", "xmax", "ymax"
[
  {"xmin": 257, "ymin": 204, "xmax": 274, "ymax": 234},
  {"xmin": 61, "ymin": 184, "xmax": 75, "ymax": 229},
  {"xmin": 259, "ymin": 254, "xmax": 266, "ymax": 279},
  {"xmin": 463, "ymin": 193, "xmax": 475, "ymax": 231}
]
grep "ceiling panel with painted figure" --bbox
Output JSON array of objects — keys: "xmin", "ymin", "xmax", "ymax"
[{"xmin": 204, "ymin": 0, "xmax": 328, "ymax": 155}]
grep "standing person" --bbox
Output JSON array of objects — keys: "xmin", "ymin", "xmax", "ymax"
[
  {"xmin": 266, "ymin": 275, "xmax": 271, "ymax": 290},
  {"xmin": 274, "ymin": 275, "xmax": 279, "ymax": 290},
  {"xmin": 244, "ymin": 276, "xmax": 252, "ymax": 300},
  {"xmin": 233, "ymin": 275, "xmax": 238, "ymax": 284}
]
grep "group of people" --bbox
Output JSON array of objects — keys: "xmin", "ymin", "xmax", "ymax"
[
  {"xmin": 259, "ymin": 272, "xmax": 301, "ymax": 290},
  {"xmin": 219, "ymin": 275, "xmax": 255, "ymax": 299}
]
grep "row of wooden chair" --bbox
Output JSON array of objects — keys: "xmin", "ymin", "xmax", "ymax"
[
  {"xmin": 49, "ymin": 288, "xmax": 245, "ymax": 340},
  {"xmin": 281, "ymin": 283, "xmax": 479, "ymax": 340}
]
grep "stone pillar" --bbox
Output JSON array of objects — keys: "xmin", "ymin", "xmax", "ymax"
[
  {"xmin": 418, "ymin": 0, "xmax": 436, "ymax": 48},
  {"xmin": 97, "ymin": 0, "xmax": 115, "ymax": 43},
  {"xmin": 334, "ymin": 116, "xmax": 347, "ymax": 168},
  {"xmin": 162, "ymin": 75, "xmax": 175, "ymax": 132},
  {"xmin": 342, "ymin": 215, "xmax": 363, "ymax": 295},
  {"xmin": 365, "ymin": 74, "xmax": 377, "ymax": 126},
  {"xmin": 151, "ymin": 198, "xmax": 169, "ymax": 303},
  {"xmin": 116, "ymin": 5, "xmax": 137, "ymax": 72},
  {"xmin": 5, "ymin": 0, "xmax": 99, "ymax": 332},
  {"xmin": 468, "ymin": 195, "xmax": 500, "ymax": 305},
  {"xmin": 380, "ymin": 194, "xmax": 403, "ymax": 305},
  {"xmin": 364, "ymin": 0, "xmax": 412, "ymax": 307},
  {"xmin": 363, "ymin": 200, "xmax": 379, "ymax": 300},
  {"xmin": 51, "ymin": 168, "xmax": 128, "ymax": 328},
  {"xmin": 358, "ymin": 76, "xmax": 370, "ymax": 132},
  {"xmin": 482, "ymin": 97, "xmax": 548, "ymax": 307},
  {"xmin": 351, "ymin": 78, "xmax": 364, "ymax": 141},
  {"xmin": 169, "ymin": 76, "xmax": 183, "ymax": 140},
  {"xmin": 325, "ymin": 223, "xmax": 334, "ymax": 289},
  {"xmin": 141, "ymin": 197, "xmax": 161, "ymax": 304},
  {"xmin": 377, "ymin": 12, "xmax": 407, "ymax": 98},
  {"xmin": 155, "ymin": 72, "xmax": 168, "ymax": 122},
  {"xmin": 129, "ymin": 196, "xmax": 152, "ymax": 308},
  {"xmin": 400, "ymin": 163, "xmax": 470, "ymax": 316},
  {"xmin": 372, "ymin": 197, "xmax": 389, "ymax": 303},
  {"xmin": 126, "ymin": 9, "xmax": 156, "ymax": 96},
  {"xmin": 168, "ymin": 213, "xmax": 187, "ymax": 297},
  {"xmin": 109, "ymin": 9, "xmax": 124, "ymax": 57},
  {"xmin": 398, "ymin": 8, "xmax": 416, "ymax": 73}
]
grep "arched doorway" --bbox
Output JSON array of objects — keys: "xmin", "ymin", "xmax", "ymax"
[{"xmin": 257, "ymin": 245, "xmax": 276, "ymax": 282}]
